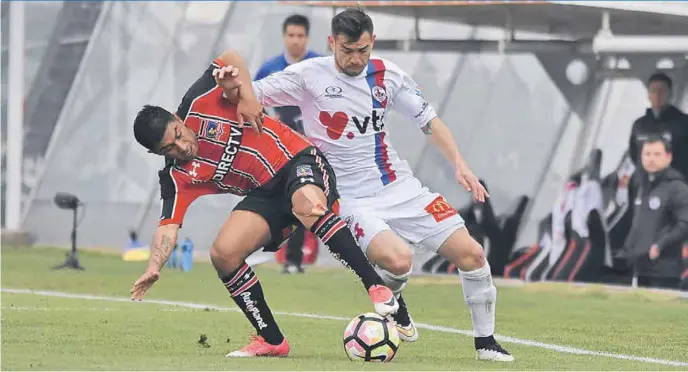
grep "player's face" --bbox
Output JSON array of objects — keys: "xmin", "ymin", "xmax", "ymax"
[
  {"xmin": 329, "ymin": 32, "xmax": 375, "ymax": 77},
  {"xmin": 641, "ymin": 141, "xmax": 671, "ymax": 173},
  {"xmin": 155, "ymin": 119, "xmax": 198, "ymax": 162},
  {"xmin": 283, "ymin": 24, "xmax": 308, "ymax": 60},
  {"xmin": 647, "ymin": 80, "xmax": 670, "ymax": 110}
]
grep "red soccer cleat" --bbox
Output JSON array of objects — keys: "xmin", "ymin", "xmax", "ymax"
[
  {"xmin": 368, "ymin": 285, "xmax": 399, "ymax": 316},
  {"xmin": 225, "ymin": 335, "xmax": 290, "ymax": 358}
]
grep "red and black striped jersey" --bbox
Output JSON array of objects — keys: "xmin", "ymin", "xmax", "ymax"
[{"xmin": 158, "ymin": 59, "xmax": 311, "ymax": 226}]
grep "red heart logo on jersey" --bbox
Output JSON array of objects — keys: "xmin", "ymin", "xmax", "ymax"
[{"xmin": 319, "ymin": 111, "xmax": 349, "ymax": 140}]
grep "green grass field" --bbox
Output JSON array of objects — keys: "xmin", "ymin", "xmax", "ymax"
[{"xmin": 2, "ymin": 246, "xmax": 687, "ymax": 370}]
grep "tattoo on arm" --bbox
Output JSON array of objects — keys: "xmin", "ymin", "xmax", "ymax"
[
  {"xmin": 421, "ymin": 121, "xmax": 433, "ymax": 135},
  {"xmin": 150, "ymin": 234, "xmax": 175, "ymax": 270}
]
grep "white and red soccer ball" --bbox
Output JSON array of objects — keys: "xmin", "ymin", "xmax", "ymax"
[{"xmin": 342, "ymin": 312, "xmax": 400, "ymax": 362}]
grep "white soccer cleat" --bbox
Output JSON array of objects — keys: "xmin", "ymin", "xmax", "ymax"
[
  {"xmin": 395, "ymin": 316, "xmax": 419, "ymax": 342},
  {"xmin": 476, "ymin": 342, "xmax": 515, "ymax": 362},
  {"xmin": 368, "ymin": 285, "xmax": 399, "ymax": 316}
]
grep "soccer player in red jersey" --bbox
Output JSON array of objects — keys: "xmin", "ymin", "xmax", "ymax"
[{"xmin": 129, "ymin": 52, "xmax": 398, "ymax": 358}]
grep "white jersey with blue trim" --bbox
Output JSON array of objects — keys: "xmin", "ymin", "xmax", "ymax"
[{"xmin": 252, "ymin": 55, "xmax": 438, "ymax": 198}]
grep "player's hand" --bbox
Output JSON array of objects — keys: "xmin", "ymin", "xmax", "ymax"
[
  {"xmin": 130, "ymin": 270, "xmax": 160, "ymax": 301},
  {"xmin": 238, "ymin": 97, "xmax": 264, "ymax": 135},
  {"xmin": 456, "ymin": 165, "xmax": 489, "ymax": 203},
  {"xmin": 649, "ymin": 244, "xmax": 660, "ymax": 260},
  {"xmin": 212, "ymin": 65, "xmax": 242, "ymax": 91}
]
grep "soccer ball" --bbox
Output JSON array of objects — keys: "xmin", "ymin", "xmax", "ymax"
[{"xmin": 342, "ymin": 312, "xmax": 400, "ymax": 362}]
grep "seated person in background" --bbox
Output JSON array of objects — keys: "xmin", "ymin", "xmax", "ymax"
[
  {"xmin": 628, "ymin": 72, "xmax": 688, "ymax": 181},
  {"xmin": 622, "ymin": 136, "xmax": 688, "ymax": 289}
]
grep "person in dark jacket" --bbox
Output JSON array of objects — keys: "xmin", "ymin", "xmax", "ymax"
[
  {"xmin": 622, "ymin": 136, "xmax": 688, "ymax": 289},
  {"xmin": 628, "ymin": 72, "xmax": 688, "ymax": 180}
]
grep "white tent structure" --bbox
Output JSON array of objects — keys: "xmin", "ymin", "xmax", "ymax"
[{"xmin": 15, "ymin": 2, "xmax": 688, "ymax": 266}]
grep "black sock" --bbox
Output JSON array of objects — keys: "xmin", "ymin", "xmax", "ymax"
[
  {"xmin": 391, "ymin": 295, "xmax": 411, "ymax": 327},
  {"xmin": 310, "ymin": 210, "xmax": 383, "ymax": 290},
  {"xmin": 475, "ymin": 335, "xmax": 496, "ymax": 350},
  {"xmin": 220, "ymin": 263, "xmax": 284, "ymax": 345}
]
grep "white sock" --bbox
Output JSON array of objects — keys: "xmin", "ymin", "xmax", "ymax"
[
  {"xmin": 378, "ymin": 268, "xmax": 411, "ymax": 298},
  {"xmin": 459, "ymin": 263, "xmax": 496, "ymax": 338}
]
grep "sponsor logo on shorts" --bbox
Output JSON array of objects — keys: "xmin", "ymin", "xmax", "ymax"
[
  {"xmin": 296, "ymin": 164, "xmax": 314, "ymax": 177},
  {"xmin": 240, "ymin": 292, "xmax": 268, "ymax": 330},
  {"xmin": 424, "ymin": 195, "xmax": 457, "ymax": 223}
]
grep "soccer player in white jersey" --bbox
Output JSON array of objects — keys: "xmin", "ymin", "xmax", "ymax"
[{"xmin": 214, "ymin": 8, "xmax": 514, "ymax": 362}]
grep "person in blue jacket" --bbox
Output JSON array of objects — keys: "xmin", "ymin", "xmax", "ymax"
[{"xmin": 255, "ymin": 14, "xmax": 321, "ymax": 274}]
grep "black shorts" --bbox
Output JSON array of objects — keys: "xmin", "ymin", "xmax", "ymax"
[{"xmin": 233, "ymin": 146, "xmax": 339, "ymax": 251}]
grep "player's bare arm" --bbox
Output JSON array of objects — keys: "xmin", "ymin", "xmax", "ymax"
[
  {"xmin": 424, "ymin": 117, "xmax": 489, "ymax": 203},
  {"xmin": 212, "ymin": 65, "xmax": 242, "ymax": 104},
  {"xmin": 215, "ymin": 50, "xmax": 264, "ymax": 134},
  {"xmin": 130, "ymin": 224, "xmax": 179, "ymax": 300}
]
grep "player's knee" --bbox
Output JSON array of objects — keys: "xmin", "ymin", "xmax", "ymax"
[
  {"xmin": 464, "ymin": 240, "xmax": 486, "ymax": 269},
  {"xmin": 441, "ymin": 231, "xmax": 485, "ymax": 271},
  {"xmin": 291, "ymin": 185, "xmax": 328, "ymax": 222},
  {"xmin": 383, "ymin": 249, "xmax": 413, "ymax": 275},
  {"xmin": 209, "ymin": 241, "xmax": 243, "ymax": 274},
  {"xmin": 451, "ymin": 240, "xmax": 485, "ymax": 271}
]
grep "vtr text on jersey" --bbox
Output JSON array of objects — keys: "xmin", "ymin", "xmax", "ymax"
[{"xmin": 352, "ymin": 109, "xmax": 385, "ymax": 134}]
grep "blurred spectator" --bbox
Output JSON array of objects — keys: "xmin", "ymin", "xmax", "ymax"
[
  {"xmin": 123, "ymin": 230, "xmax": 150, "ymax": 262},
  {"xmin": 254, "ymin": 14, "xmax": 321, "ymax": 274},
  {"xmin": 125, "ymin": 230, "xmax": 145, "ymax": 249},
  {"xmin": 621, "ymin": 136, "xmax": 688, "ymax": 289},
  {"xmin": 254, "ymin": 14, "xmax": 321, "ymax": 133},
  {"xmin": 628, "ymin": 72, "xmax": 688, "ymax": 180},
  {"xmin": 179, "ymin": 237, "xmax": 194, "ymax": 272}
]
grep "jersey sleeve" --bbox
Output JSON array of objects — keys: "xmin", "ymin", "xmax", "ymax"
[
  {"xmin": 252, "ymin": 63, "xmax": 308, "ymax": 108},
  {"xmin": 158, "ymin": 163, "xmax": 213, "ymax": 226},
  {"xmin": 177, "ymin": 64, "xmax": 217, "ymax": 120},
  {"xmin": 389, "ymin": 66, "xmax": 438, "ymax": 131}
]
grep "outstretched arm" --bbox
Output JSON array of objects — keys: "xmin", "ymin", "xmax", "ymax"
[
  {"xmin": 391, "ymin": 69, "xmax": 488, "ymax": 202},
  {"xmin": 130, "ymin": 224, "xmax": 179, "ymax": 300},
  {"xmin": 131, "ymin": 167, "xmax": 206, "ymax": 300},
  {"xmin": 147, "ymin": 224, "xmax": 180, "ymax": 272},
  {"xmin": 424, "ymin": 118, "xmax": 488, "ymax": 202},
  {"xmin": 217, "ymin": 50, "xmax": 259, "ymax": 103},
  {"xmin": 219, "ymin": 49, "xmax": 309, "ymax": 108},
  {"xmin": 210, "ymin": 50, "xmax": 265, "ymax": 133}
]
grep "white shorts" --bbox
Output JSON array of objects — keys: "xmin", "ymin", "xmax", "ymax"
[{"xmin": 338, "ymin": 177, "xmax": 465, "ymax": 253}]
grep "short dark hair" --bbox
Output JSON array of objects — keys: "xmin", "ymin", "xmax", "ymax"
[
  {"xmin": 133, "ymin": 105, "xmax": 175, "ymax": 152},
  {"xmin": 643, "ymin": 134, "xmax": 672, "ymax": 153},
  {"xmin": 647, "ymin": 72, "xmax": 673, "ymax": 91},
  {"xmin": 331, "ymin": 8, "xmax": 374, "ymax": 42},
  {"xmin": 283, "ymin": 14, "xmax": 310, "ymax": 35}
]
